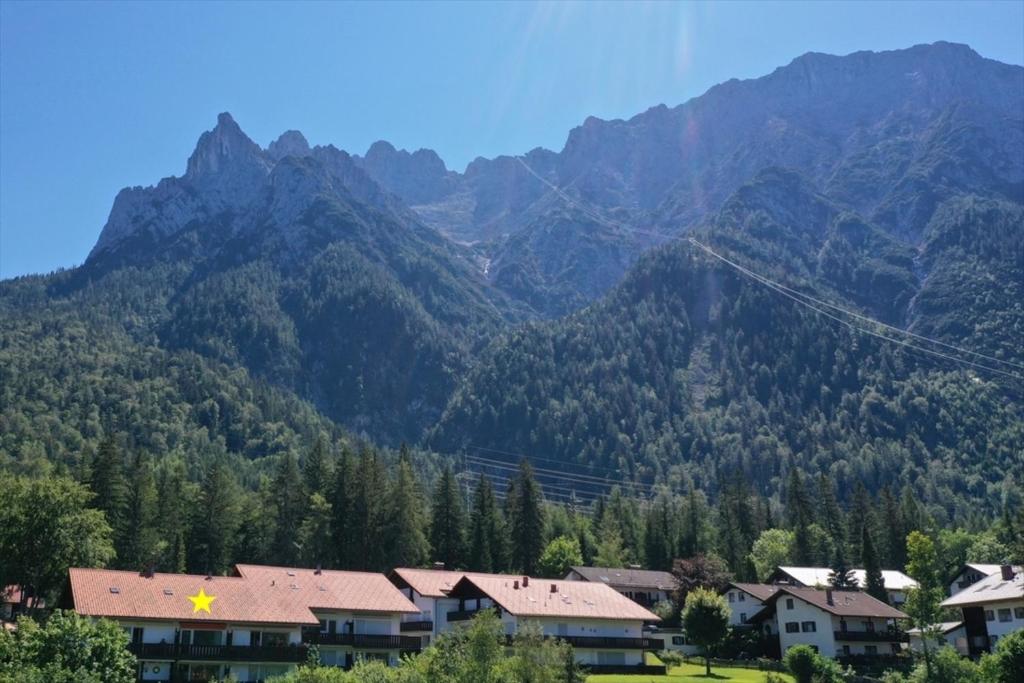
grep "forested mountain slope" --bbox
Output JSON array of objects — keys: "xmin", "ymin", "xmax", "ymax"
[
  {"xmin": 428, "ymin": 169, "xmax": 1024, "ymax": 521},
  {"xmin": 0, "ymin": 43, "xmax": 1021, "ymax": 511}
]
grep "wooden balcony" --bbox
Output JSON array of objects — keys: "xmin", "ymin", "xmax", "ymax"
[
  {"xmin": 399, "ymin": 620, "xmax": 433, "ymax": 632},
  {"xmin": 585, "ymin": 664, "xmax": 667, "ymax": 675},
  {"xmin": 303, "ymin": 632, "xmax": 421, "ymax": 650},
  {"xmin": 128, "ymin": 642, "xmax": 308, "ymax": 662},
  {"xmin": 834, "ymin": 630, "xmax": 908, "ymax": 643},
  {"xmin": 447, "ymin": 609, "xmax": 479, "ymax": 622}
]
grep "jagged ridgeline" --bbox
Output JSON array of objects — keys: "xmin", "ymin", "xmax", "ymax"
[{"xmin": 1, "ymin": 42, "xmax": 1022, "ymax": 516}]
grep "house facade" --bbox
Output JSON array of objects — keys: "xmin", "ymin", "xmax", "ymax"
[
  {"xmin": 387, "ymin": 567, "xmax": 501, "ymax": 647},
  {"xmin": 751, "ymin": 586, "xmax": 909, "ymax": 661},
  {"xmin": 907, "ymin": 621, "xmax": 968, "ymax": 656},
  {"xmin": 564, "ymin": 566, "xmax": 676, "ymax": 608},
  {"xmin": 940, "ymin": 564, "xmax": 1024, "ymax": 656},
  {"xmin": 446, "ymin": 574, "xmax": 664, "ymax": 673},
  {"xmin": 68, "ymin": 565, "xmax": 421, "ymax": 682},
  {"xmin": 766, "ymin": 566, "xmax": 918, "ymax": 607},
  {"xmin": 722, "ymin": 582, "xmax": 779, "ymax": 631},
  {"xmin": 947, "ymin": 563, "xmax": 1001, "ymax": 596}
]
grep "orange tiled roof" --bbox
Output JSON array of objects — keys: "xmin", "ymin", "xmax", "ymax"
[
  {"xmin": 452, "ymin": 575, "xmax": 661, "ymax": 622},
  {"xmin": 235, "ymin": 564, "xmax": 418, "ymax": 615},
  {"xmin": 69, "ymin": 565, "xmax": 417, "ymax": 625},
  {"xmin": 390, "ymin": 567, "xmax": 506, "ymax": 598}
]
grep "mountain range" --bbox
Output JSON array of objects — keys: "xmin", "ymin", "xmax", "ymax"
[{"xmin": 2, "ymin": 41, "xmax": 1021, "ymax": 515}]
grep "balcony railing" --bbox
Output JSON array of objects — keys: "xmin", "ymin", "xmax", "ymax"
[
  {"xmin": 497, "ymin": 634, "xmax": 663, "ymax": 650},
  {"xmin": 303, "ymin": 633, "xmax": 421, "ymax": 650},
  {"xmin": 447, "ymin": 609, "xmax": 479, "ymax": 622},
  {"xmin": 585, "ymin": 664, "xmax": 667, "ymax": 675},
  {"xmin": 835, "ymin": 630, "xmax": 909, "ymax": 643},
  {"xmin": 128, "ymin": 642, "xmax": 308, "ymax": 662},
  {"xmin": 400, "ymin": 620, "xmax": 433, "ymax": 632}
]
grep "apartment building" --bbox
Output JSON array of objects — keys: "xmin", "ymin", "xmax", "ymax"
[
  {"xmin": 68, "ymin": 565, "xmax": 421, "ymax": 682},
  {"xmin": 387, "ymin": 566, "xmax": 500, "ymax": 645},
  {"xmin": 767, "ymin": 566, "xmax": 918, "ymax": 607},
  {"xmin": 564, "ymin": 566, "xmax": 676, "ymax": 608},
  {"xmin": 947, "ymin": 563, "xmax": 1001, "ymax": 596},
  {"xmin": 940, "ymin": 564, "xmax": 1023, "ymax": 656},
  {"xmin": 750, "ymin": 586, "xmax": 909, "ymax": 661},
  {"xmin": 446, "ymin": 573, "xmax": 664, "ymax": 673},
  {"xmin": 722, "ymin": 582, "xmax": 780, "ymax": 631}
]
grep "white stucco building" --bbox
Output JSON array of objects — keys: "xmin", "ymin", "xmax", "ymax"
[
  {"xmin": 68, "ymin": 564, "xmax": 421, "ymax": 682},
  {"xmin": 940, "ymin": 564, "xmax": 1024, "ymax": 656},
  {"xmin": 767, "ymin": 566, "xmax": 918, "ymax": 607},
  {"xmin": 750, "ymin": 586, "xmax": 909, "ymax": 661}
]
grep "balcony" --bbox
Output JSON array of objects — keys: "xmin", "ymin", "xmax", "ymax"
[
  {"xmin": 556, "ymin": 635, "xmax": 664, "ymax": 650},
  {"xmin": 303, "ymin": 633, "xmax": 421, "ymax": 650},
  {"xmin": 585, "ymin": 664, "xmax": 667, "ymax": 675},
  {"xmin": 400, "ymin": 620, "xmax": 433, "ymax": 632},
  {"xmin": 447, "ymin": 609, "xmax": 479, "ymax": 622},
  {"xmin": 128, "ymin": 642, "xmax": 308, "ymax": 662},
  {"xmin": 834, "ymin": 630, "xmax": 909, "ymax": 643}
]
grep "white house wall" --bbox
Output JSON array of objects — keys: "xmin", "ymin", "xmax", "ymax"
[{"xmin": 775, "ymin": 598, "xmax": 836, "ymax": 657}]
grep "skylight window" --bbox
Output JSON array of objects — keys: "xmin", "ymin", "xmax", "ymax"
[
  {"xmin": 109, "ymin": 587, "xmax": 120, "ymax": 594},
  {"xmin": 163, "ymin": 589, "xmax": 174, "ymax": 596}
]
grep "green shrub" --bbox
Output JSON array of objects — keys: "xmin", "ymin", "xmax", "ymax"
[{"xmin": 784, "ymin": 645, "xmax": 819, "ymax": 683}]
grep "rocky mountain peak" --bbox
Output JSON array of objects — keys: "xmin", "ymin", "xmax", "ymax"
[
  {"xmin": 185, "ymin": 112, "xmax": 270, "ymax": 179},
  {"xmin": 267, "ymin": 130, "xmax": 312, "ymax": 161}
]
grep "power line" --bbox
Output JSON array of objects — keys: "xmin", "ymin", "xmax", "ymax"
[
  {"xmin": 688, "ymin": 238, "xmax": 1024, "ymax": 372},
  {"xmin": 465, "ymin": 453, "xmax": 658, "ymax": 497},
  {"xmin": 687, "ymin": 238, "xmax": 1023, "ymax": 383}
]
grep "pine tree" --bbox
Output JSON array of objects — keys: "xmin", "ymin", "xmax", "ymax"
[
  {"xmin": 847, "ymin": 481, "xmax": 871, "ymax": 565},
  {"xmin": 429, "ymin": 465, "xmax": 466, "ymax": 569},
  {"xmin": 303, "ymin": 436, "xmax": 332, "ymax": 496},
  {"xmin": 468, "ymin": 475, "xmax": 506, "ymax": 572},
  {"xmin": 330, "ymin": 446, "xmax": 357, "ymax": 568},
  {"xmin": 862, "ymin": 525, "xmax": 887, "ymax": 603},
  {"xmin": 89, "ymin": 434, "xmax": 128, "ymax": 551},
  {"xmin": 507, "ymin": 460, "xmax": 545, "ymax": 575},
  {"xmin": 298, "ymin": 493, "xmax": 334, "ymax": 568},
  {"xmin": 271, "ymin": 453, "xmax": 305, "ymax": 565},
  {"xmin": 386, "ymin": 454, "xmax": 430, "ymax": 568}
]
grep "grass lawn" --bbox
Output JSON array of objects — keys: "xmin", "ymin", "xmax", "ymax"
[{"xmin": 587, "ymin": 661, "xmax": 794, "ymax": 683}]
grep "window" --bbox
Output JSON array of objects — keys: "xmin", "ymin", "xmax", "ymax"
[
  {"xmin": 785, "ymin": 622, "xmax": 800, "ymax": 633},
  {"xmin": 801, "ymin": 621, "xmax": 816, "ymax": 633},
  {"xmin": 863, "ymin": 621, "xmax": 875, "ymax": 632},
  {"xmin": 985, "ymin": 610, "xmax": 995, "ymax": 622},
  {"xmin": 865, "ymin": 645, "xmax": 878, "ymax": 655},
  {"xmin": 728, "ymin": 592, "xmax": 735, "ymax": 603},
  {"xmin": 740, "ymin": 613, "xmax": 747, "ymax": 623},
  {"xmin": 842, "ymin": 645, "xmax": 850, "ymax": 656},
  {"xmin": 738, "ymin": 592, "xmax": 746, "ymax": 602},
  {"xmin": 1015, "ymin": 607, "xmax": 1024, "ymax": 619},
  {"xmin": 672, "ymin": 636, "xmax": 685, "ymax": 646},
  {"xmin": 998, "ymin": 609, "xmax": 1012, "ymax": 623},
  {"xmin": 786, "ymin": 598, "xmax": 794, "ymax": 610}
]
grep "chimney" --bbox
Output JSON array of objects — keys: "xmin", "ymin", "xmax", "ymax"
[
  {"xmin": 628, "ymin": 564, "xmax": 641, "ymax": 570},
  {"xmin": 1001, "ymin": 565, "xmax": 1015, "ymax": 581},
  {"xmin": 314, "ymin": 564, "xmax": 322, "ymax": 576},
  {"xmin": 522, "ymin": 576, "xmax": 529, "ymax": 587},
  {"xmin": 513, "ymin": 580, "xmax": 520, "ymax": 590},
  {"xmin": 826, "ymin": 589, "xmax": 834, "ymax": 606},
  {"xmin": 141, "ymin": 564, "xmax": 156, "ymax": 579},
  {"xmin": 433, "ymin": 562, "xmax": 446, "ymax": 570},
  {"xmin": 550, "ymin": 583, "xmax": 558, "ymax": 593}
]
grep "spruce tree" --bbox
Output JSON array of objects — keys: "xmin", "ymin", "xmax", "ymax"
[
  {"xmin": 89, "ymin": 434, "xmax": 128, "ymax": 551},
  {"xmin": 351, "ymin": 447, "xmax": 388, "ymax": 571},
  {"xmin": 120, "ymin": 452, "xmax": 159, "ymax": 570},
  {"xmin": 156, "ymin": 459, "xmax": 189, "ymax": 573},
  {"xmin": 847, "ymin": 481, "xmax": 871, "ymax": 565},
  {"xmin": 468, "ymin": 475, "xmax": 506, "ymax": 572},
  {"xmin": 786, "ymin": 469, "xmax": 814, "ymax": 565},
  {"xmin": 507, "ymin": 460, "xmax": 545, "ymax": 575},
  {"xmin": 862, "ymin": 525, "xmax": 887, "ymax": 603},
  {"xmin": 386, "ymin": 454, "xmax": 430, "ymax": 568},
  {"xmin": 192, "ymin": 461, "xmax": 241, "ymax": 575},
  {"xmin": 818, "ymin": 473, "xmax": 845, "ymax": 553},
  {"xmin": 644, "ymin": 494, "xmax": 675, "ymax": 572},
  {"xmin": 429, "ymin": 465, "xmax": 466, "ymax": 569},
  {"xmin": 303, "ymin": 436, "xmax": 331, "ymax": 496},
  {"xmin": 828, "ymin": 541, "xmax": 858, "ymax": 589},
  {"xmin": 879, "ymin": 486, "xmax": 906, "ymax": 568},
  {"xmin": 271, "ymin": 453, "xmax": 305, "ymax": 565},
  {"xmin": 330, "ymin": 446, "xmax": 356, "ymax": 568}
]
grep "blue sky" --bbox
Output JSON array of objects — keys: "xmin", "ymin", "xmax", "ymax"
[{"xmin": 2, "ymin": 0, "xmax": 1022, "ymax": 278}]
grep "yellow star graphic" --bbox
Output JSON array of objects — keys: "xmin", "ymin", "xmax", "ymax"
[{"xmin": 187, "ymin": 587, "xmax": 216, "ymax": 614}]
